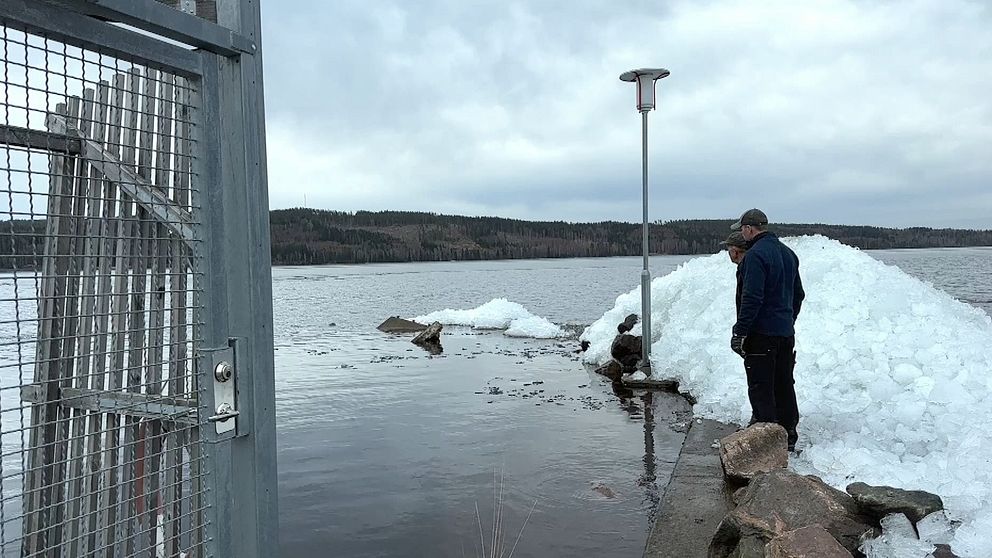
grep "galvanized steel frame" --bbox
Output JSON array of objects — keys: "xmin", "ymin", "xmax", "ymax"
[{"xmin": 0, "ymin": 0, "xmax": 277, "ymax": 556}]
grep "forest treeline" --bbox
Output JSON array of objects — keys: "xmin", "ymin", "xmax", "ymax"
[
  {"xmin": 1, "ymin": 209, "xmax": 989, "ymax": 268},
  {"xmin": 267, "ymin": 208, "xmax": 992, "ymax": 265}
]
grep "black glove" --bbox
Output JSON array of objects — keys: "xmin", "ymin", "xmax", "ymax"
[{"xmin": 731, "ymin": 334, "xmax": 746, "ymax": 358}]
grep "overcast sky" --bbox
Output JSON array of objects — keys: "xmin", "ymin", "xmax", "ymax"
[{"xmin": 259, "ymin": 0, "xmax": 992, "ymax": 229}]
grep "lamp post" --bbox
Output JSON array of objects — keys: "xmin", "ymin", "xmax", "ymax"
[{"xmin": 619, "ymin": 67, "xmax": 669, "ymax": 373}]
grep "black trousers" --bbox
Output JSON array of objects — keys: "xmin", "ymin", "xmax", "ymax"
[{"xmin": 743, "ymin": 333, "xmax": 799, "ymax": 430}]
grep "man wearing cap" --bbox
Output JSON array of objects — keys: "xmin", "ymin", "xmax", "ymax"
[
  {"xmin": 729, "ymin": 209, "xmax": 805, "ymax": 451},
  {"xmin": 721, "ymin": 232, "xmax": 748, "ymax": 315}
]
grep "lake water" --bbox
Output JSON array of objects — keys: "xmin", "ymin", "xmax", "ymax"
[
  {"xmin": 272, "ymin": 246, "xmax": 991, "ymax": 557},
  {"xmin": 0, "ymin": 246, "xmax": 987, "ymax": 556}
]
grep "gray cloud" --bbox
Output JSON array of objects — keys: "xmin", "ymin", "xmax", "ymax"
[{"xmin": 260, "ymin": 0, "xmax": 992, "ymax": 228}]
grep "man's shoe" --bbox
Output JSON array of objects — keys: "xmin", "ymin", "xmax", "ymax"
[{"xmin": 786, "ymin": 428, "xmax": 798, "ymax": 452}]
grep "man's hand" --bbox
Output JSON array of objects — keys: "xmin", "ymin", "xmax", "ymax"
[{"xmin": 731, "ymin": 334, "xmax": 746, "ymax": 358}]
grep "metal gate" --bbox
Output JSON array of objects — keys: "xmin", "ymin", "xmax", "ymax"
[{"xmin": 0, "ymin": 1, "xmax": 277, "ymax": 556}]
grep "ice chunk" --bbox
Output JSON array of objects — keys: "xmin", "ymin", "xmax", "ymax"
[
  {"xmin": 892, "ymin": 363, "xmax": 923, "ymax": 384},
  {"xmin": 861, "ymin": 534, "xmax": 934, "ymax": 558},
  {"xmin": 928, "ymin": 381, "xmax": 970, "ymax": 406},
  {"xmin": 868, "ymin": 376, "xmax": 902, "ymax": 402},
  {"xmin": 862, "ymin": 514, "xmax": 934, "ymax": 557},
  {"xmin": 916, "ymin": 510, "xmax": 954, "ymax": 545},
  {"xmin": 881, "ymin": 513, "xmax": 917, "ymax": 539},
  {"xmin": 624, "ymin": 370, "xmax": 647, "ymax": 382},
  {"xmin": 952, "ymin": 508, "xmax": 992, "ymax": 558}
]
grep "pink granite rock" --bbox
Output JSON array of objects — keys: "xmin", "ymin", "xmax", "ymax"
[{"xmin": 719, "ymin": 423, "xmax": 788, "ymax": 483}]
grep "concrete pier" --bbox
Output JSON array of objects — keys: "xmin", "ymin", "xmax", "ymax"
[{"xmin": 643, "ymin": 419, "xmax": 739, "ymax": 558}]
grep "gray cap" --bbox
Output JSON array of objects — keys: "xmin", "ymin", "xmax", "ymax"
[
  {"xmin": 720, "ymin": 232, "xmax": 748, "ymax": 249},
  {"xmin": 730, "ymin": 208, "xmax": 768, "ymax": 231}
]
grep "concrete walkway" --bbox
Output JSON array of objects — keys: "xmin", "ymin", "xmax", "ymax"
[{"xmin": 644, "ymin": 419, "xmax": 739, "ymax": 558}]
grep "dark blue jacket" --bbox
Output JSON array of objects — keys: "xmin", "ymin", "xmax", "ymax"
[{"xmin": 733, "ymin": 232, "xmax": 804, "ymax": 337}]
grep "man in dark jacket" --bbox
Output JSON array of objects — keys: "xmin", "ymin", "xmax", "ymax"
[{"xmin": 729, "ymin": 209, "xmax": 805, "ymax": 451}]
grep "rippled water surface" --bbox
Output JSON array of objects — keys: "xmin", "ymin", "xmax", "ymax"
[
  {"xmin": 273, "ymin": 247, "xmax": 991, "ymax": 557},
  {"xmin": 0, "ymin": 247, "xmax": 985, "ymax": 556},
  {"xmin": 273, "ymin": 255, "xmax": 696, "ymax": 558}
]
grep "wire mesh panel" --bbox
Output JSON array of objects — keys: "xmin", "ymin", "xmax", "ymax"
[{"xmin": 0, "ymin": 20, "xmax": 207, "ymax": 558}]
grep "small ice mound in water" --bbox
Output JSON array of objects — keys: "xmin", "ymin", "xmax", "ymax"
[
  {"xmin": 415, "ymin": 298, "xmax": 564, "ymax": 339},
  {"xmin": 505, "ymin": 315, "xmax": 564, "ymax": 338},
  {"xmin": 580, "ymin": 235, "xmax": 992, "ymax": 558}
]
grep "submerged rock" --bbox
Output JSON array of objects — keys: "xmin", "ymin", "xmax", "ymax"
[
  {"xmin": 710, "ymin": 470, "xmax": 876, "ymax": 557},
  {"xmin": 765, "ymin": 525, "xmax": 853, "ymax": 558},
  {"xmin": 591, "ymin": 483, "xmax": 617, "ymax": 499},
  {"xmin": 412, "ymin": 321, "xmax": 443, "ymax": 347},
  {"xmin": 845, "ymin": 482, "xmax": 944, "ymax": 524},
  {"xmin": 719, "ymin": 423, "xmax": 788, "ymax": 484},
  {"xmin": 594, "ymin": 360, "xmax": 623, "ymax": 381},
  {"xmin": 377, "ymin": 316, "xmax": 428, "ymax": 333}
]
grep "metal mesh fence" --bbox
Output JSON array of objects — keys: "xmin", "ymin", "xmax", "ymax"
[{"xmin": 0, "ymin": 21, "xmax": 207, "ymax": 558}]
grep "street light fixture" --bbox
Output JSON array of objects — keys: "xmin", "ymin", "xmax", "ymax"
[{"xmin": 619, "ymin": 67, "xmax": 669, "ymax": 373}]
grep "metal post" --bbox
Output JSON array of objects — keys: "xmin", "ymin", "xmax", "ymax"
[
  {"xmin": 640, "ymin": 110, "xmax": 651, "ymax": 370},
  {"xmin": 619, "ymin": 67, "xmax": 669, "ymax": 373},
  {"xmin": 199, "ymin": 1, "xmax": 278, "ymax": 556}
]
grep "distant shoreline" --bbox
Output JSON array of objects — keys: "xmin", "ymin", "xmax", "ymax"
[
  {"xmin": 2, "ymin": 209, "xmax": 989, "ymax": 269},
  {"xmin": 268, "ymin": 209, "xmax": 992, "ymax": 266},
  {"xmin": 267, "ymin": 243, "xmax": 992, "ymax": 268}
]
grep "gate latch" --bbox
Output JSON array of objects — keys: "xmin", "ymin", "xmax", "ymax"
[
  {"xmin": 205, "ymin": 344, "xmax": 240, "ymax": 436},
  {"xmin": 208, "ymin": 402, "xmax": 240, "ymax": 423}
]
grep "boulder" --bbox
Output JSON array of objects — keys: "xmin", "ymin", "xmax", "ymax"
[
  {"xmin": 719, "ymin": 423, "xmax": 789, "ymax": 484},
  {"xmin": 845, "ymin": 482, "xmax": 944, "ymax": 524},
  {"xmin": 932, "ymin": 544, "xmax": 960, "ymax": 558},
  {"xmin": 412, "ymin": 321, "xmax": 443, "ymax": 345},
  {"xmin": 728, "ymin": 535, "xmax": 766, "ymax": 558},
  {"xmin": 617, "ymin": 313, "xmax": 639, "ymax": 333},
  {"xmin": 594, "ymin": 360, "xmax": 623, "ymax": 382},
  {"xmin": 377, "ymin": 316, "xmax": 428, "ymax": 333},
  {"xmin": 610, "ymin": 334, "xmax": 642, "ymax": 371},
  {"xmin": 765, "ymin": 525, "xmax": 853, "ymax": 558},
  {"xmin": 709, "ymin": 470, "xmax": 877, "ymax": 558}
]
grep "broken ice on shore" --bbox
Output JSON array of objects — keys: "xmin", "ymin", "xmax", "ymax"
[{"xmin": 581, "ymin": 235, "xmax": 992, "ymax": 558}]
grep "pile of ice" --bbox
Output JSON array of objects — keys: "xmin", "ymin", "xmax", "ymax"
[
  {"xmin": 580, "ymin": 235, "xmax": 992, "ymax": 557},
  {"xmin": 415, "ymin": 298, "xmax": 564, "ymax": 339}
]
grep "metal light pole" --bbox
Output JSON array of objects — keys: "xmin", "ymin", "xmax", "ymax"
[{"xmin": 619, "ymin": 68, "xmax": 669, "ymax": 373}]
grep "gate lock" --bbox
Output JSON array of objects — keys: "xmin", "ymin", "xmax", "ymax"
[
  {"xmin": 208, "ymin": 361, "xmax": 240, "ymax": 426},
  {"xmin": 204, "ymin": 342, "xmax": 244, "ymax": 437}
]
